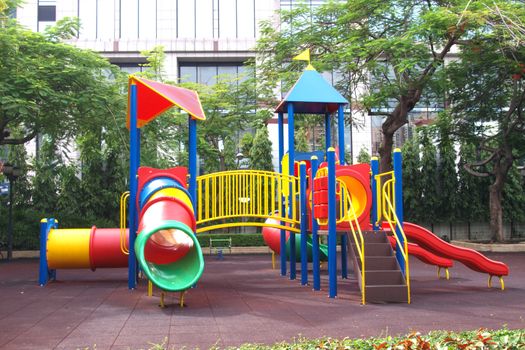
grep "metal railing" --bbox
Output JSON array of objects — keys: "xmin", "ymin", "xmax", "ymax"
[
  {"xmin": 375, "ymin": 172, "xmax": 411, "ymax": 304},
  {"xmin": 119, "ymin": 191, "xmax": 130, "ymax": 255},
  {"xmin": 196, "ymin": 170, "xmax": 300, "ymax": 233}
]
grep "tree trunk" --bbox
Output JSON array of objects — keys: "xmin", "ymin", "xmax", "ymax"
[
  {"xmin": 488, "ymin": 151, "xmax": 513, "ymax": 242},
  {"xmin": 379, "ymin": 130, "xmax": 394, "ymax": 173},
  {"xmin": 488, "ymin": 182, "xmax": 504, "ymax": 242}
]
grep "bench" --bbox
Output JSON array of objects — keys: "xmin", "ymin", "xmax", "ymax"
[{"xmin": 209, "ymin": 237, "xmax": 232, "ymax": 255}]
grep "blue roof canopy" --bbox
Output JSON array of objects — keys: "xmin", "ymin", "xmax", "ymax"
[{"xmin": 275, "ymin": 68, "xmax": 348, "ymax": 114}]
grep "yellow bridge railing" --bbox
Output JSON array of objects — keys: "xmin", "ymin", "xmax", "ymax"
[
  {"xmin": 375, "ymin": 172, "xmax": 411, "ymax": 304},
  {"xmin": 338, "ymin": 180, "xmax": 366, "ymax": 304},
  {"xmin": 196, "ymin": 170, "xmax": 300, "ymax": 233}
]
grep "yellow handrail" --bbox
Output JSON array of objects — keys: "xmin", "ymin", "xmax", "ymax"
[
  {"xmin": 378, "ymin": 175, "xmax": 411, "ymax": 304},
  {"xmin": 196, "ymin": 170, "xmax": 300, "ymax": 232},
  {"xmin": 119, "ymin": 191, "xmax": 130, "ymax": 255},
  {"xmin": 338, "ymin": 180, "xmax": 366, "ymax": 305}
]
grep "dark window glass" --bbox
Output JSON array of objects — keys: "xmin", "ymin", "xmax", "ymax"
[{"xmin": 38, "ymin": 5, "xmax": 56, "ymax": 21}]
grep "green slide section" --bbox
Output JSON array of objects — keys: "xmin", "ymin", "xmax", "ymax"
[
  {"xmin": 135, "ymin": 220, "xmax": 204, "ymax": 292},
  {"xmin": 286, "ymin": 234, "xmax": 328, "ymax": 262}
]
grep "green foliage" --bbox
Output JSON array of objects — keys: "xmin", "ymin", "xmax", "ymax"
[
  {"xmin": 239, "ymin": 133, "xmax": 254, "ymax": 158},
  {"xmin": 149, "ymin": 328, "xmax": 525, "ymax": 350},
  {"xmin": 456, "ymin": 142, "xmax": 490, "ymax": 222},
  {"xmin": 0, "ymin": 17, "xmax": 125, "ymax": 147},
  {"xmin": 401, "ymin": 134, "xmax": 421, "ymax": 222},
  {"xmin": 435, "ymin": 113, "xmax": 459, "ymax": 222},
  {"xmin": 356, "ymin": 147, "xmax": 371, "ymax": 164},
  {"xmin": 255, "ymin": 0, "xmax": 522, "ymax": 171},
  {"xmin": 295, "ymin": 127, "xmax": 309, "ymax": 152},
  {"xmin": 196, "ymin": 233, "xmax": 265, "ymax": 247},
  {"xmin": 250, "ymin": 125, "xmax": 274, "ymax": 171},
  {"xmin": 418, "ymin": 128, "xmax": 440, "ymax": 223}
]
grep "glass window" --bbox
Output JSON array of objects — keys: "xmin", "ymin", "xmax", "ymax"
[
  {"xmin": 98, "ymin": 1, "xmax": 115, "ymax": 39},
  {"xmin": 219, "ymin": 0, "xmax": 236, "ymax": 38},
  {"xmin": 79, "ymin": 0, "xmax": 97, "ymax": 38},
  {"xmin": 139, "ymin": 0, "xmax": 157, "ymax": 38},
  {"xmin": 157, "ymin": 0, "xmax": 177, "ymax": 39},
  {"xmin": 180, "ymin": 66, "xmax": 198, "ymax": 83},
  {"xmin": 198, "ymin": 66, "xmax": 217, "ymax": 85},
  {"xmin": 38, "ymin": 5, "xmax": 56, "ymax": 21},
  {"xmin": 121, "ymin": 0, "xmax": 139, "ymax": 39},
  {"xmin": 178, "ymin": 0, "xmax": 195, "ymax": 38},
  {"xmin": 196, "ymin": 0, "xmax": 213, "ymax": 38},
  {"xmin": 237, "ymin": 0, "xmax": 254, "ymax": 38}
]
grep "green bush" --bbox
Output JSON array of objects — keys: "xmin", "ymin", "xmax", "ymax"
[{"xmin": 196, "ymin": 233, "xmax": 265, "ymax": 248}]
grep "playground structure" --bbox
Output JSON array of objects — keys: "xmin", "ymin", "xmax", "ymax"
[{"xmin": 38, "ymin": 57, "xmax": 509, "ymax": 305}]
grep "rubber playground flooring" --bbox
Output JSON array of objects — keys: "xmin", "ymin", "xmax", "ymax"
[{"xmin": 0, "ymin": 253, "xmax": 524, "ymax": 350}]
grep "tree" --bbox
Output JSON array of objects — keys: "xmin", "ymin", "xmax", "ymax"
[
  {"xmin": 0, "ymin": 14, "xmax": 125, "ymax": 148},
  {"xmin": 446, "ymin": 24, "xmax": 525, "ymax": 241},
  {"xmin": 356, "ymin": 147, "xmax": 371, "ymax": 164},
  {"xmin": 435, "ymin": 113, "xmax": 459, "ymax": 222},
  {"xmin": 400, "ymin": 133, "xmax": 421, "ymax": 222},
  {"xmin": 249, "ymin": 125, "xmax": 274, "ymax": 171},
  {"xmin": 255, "ymin": 0, "xmax": 523, "ymax": 172},
  {"xmin": 418, "ymin": 128, "xmax": 440, "ymax": 224}
]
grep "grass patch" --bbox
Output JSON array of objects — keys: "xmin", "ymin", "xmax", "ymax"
[{"xmin": 147, "ymin": 328, "xmax": 524, "ymax": 349}]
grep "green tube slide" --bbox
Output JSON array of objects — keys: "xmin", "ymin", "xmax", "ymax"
[
  {"xmin": 286, "ymin": 234, "xmax": 329, "ymax": 262},
  {"xmin": 135, "ymin": 220, "xmax": 204, "ymax": 292}
]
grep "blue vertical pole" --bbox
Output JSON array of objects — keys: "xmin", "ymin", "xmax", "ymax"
[
  {"xmin": 287, "ymin": 103, "xmax": 296, "ymax": 280},
  {"xmin": 278, "ymin": 112, "xmax": 286, "ymax": 277},
  {"xmin": 324, "ymin": 112, "xmax": 331, "ymax": 151},
  {"xmin": 310, "ymin": 156, "xmax": 321, "ymax": 291},
  {"xmin": 39, "ymin": 218, "xmax": 49, "ymax": 286},
  {"xmin": 299, "ymin": 162, "xmax": 308, "ymax": 286},
  {"xmin": 188, "ymin": 117, "xmax": 198, "ymax": 211},
  {"xmin": 371, "ymin": 157, "xmax": 380, "ymax": 230},
  {"xmin": 327, "ymin": 147, "xmax": 337, "ymax": 298},
  {"xmin": 393, "ymin": 148, "xmax": 405, "ymax": 275},
  {"xmin": 337, "ymin": 104, "xmax": 345, "ymax": 165},
  {"xmin": 128, "ymin": 83, "xmax": 139, "ymax": 290}
]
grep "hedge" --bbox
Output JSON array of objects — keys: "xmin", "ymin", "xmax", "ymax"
[{"xmin": 196, "ymin": 233, "xmax": 265, "ymax": 247}]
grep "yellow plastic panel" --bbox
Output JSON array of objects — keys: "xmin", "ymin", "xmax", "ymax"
[
  {"xmin": 47, "ymin": 228, "xmax": 91, "ymax": 269},
  {"xmin": 150, "ymin": 188, "xmax": 193, "ymax": 212}
]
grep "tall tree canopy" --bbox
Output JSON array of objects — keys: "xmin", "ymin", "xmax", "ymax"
[
  {"xmin": 445, "ymin": 16, "xmax": 525, "ymax": 241},
  {"xmin": 255, "ymin": 0, "xmax": 524, "ymax": 172},
  {"xmin": 0, "ymin": 13, "xmax": 124, "ymax": 147}
]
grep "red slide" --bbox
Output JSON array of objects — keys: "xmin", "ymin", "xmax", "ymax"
[
  {"xmin": 387, "ymin": 236, "xmax": 453, "ymax": 269},
  {"xmin": 402, "ymin": 222, "xmax": 509, "ymax": 277}
]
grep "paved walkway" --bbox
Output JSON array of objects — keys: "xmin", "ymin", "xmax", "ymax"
[{"xmin": 0, "ymin": 253, "xmax": 524, "ymax": 349}]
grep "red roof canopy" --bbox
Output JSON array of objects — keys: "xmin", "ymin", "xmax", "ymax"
[{"xmin": 127, "ymin": 76, "xmax": 206, "ymax": 128}]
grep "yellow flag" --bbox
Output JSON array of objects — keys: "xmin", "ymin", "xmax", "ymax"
[{"xmin": 293, "ymin": 48, "xmax": 310, "ymax": 63}]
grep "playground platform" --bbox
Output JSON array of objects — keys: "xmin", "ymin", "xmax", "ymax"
[{"xmin": 0, "ymin": 253, "xmax": 524, "ymax": 350}]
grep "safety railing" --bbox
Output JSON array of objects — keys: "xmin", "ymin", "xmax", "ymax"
[
  {"xmin": 375, "ymin": 172, "xmax": 411, "ymax": 304},
  {"xmin": 196, "ymin": 170, "xmax": 300, "ymax": 233},
  {"xmin": 338, "ymin": 179, "xmax": 366, "ymax": 304},
  {"xmin": 119, "ymin": 191, "xmax": 130, "ymax": 255}
]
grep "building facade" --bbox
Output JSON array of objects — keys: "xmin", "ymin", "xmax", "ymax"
[{"xmin": 16, "ymin": 0, "xmax": 375, "ymax": 169}]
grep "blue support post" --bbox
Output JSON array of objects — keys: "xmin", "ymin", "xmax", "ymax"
[
  {"xmin": 278, "ymin": 112, "xmax": 286, "ymax": 277},
  {"xmin": 371, "ymin": 157, "xmax": 379, "ymax": 230},
  {"xmin": 337, "ymin": 104, "xmax": 348, "ymax": 279},
  {"xmin": 188, "ymin": 117, "xmax": 198, "ymax": 211},
  {"xmin": 299, "ymin": 162, "xmax": 308, "ymax": 286},
  {"xmin": 128, "ymin": 83, "xmax": 139, "ymax": 290},
  {"xmin": 324, "ymin": 112, "xmax": 331, "ymax": 150},
  {"xmin": 38, "ymin": 218, "xmax": 49, "ymax": 286},
  {"xmin": 341, "ymin": 234, "xmax": 348, "ymax": 279},
  {"xmin": 310, "ymin": 156, "xmax": 321, "ymax": 291},
  {"xmin": 287, "ymin": 103, "xmax": 296, "ymax": 280},
  {"xmin": 337, "ymin": 104, "xmax": 345, "ymax": 165},
  {"xmin": 38, "ymin": 218, "xmax": 56, "ymax": 286},
  {"xmin": 393, "ymin": 149, "xmax": 405, "ymax": 275},
  {"xmin": 327, "ymin": 148, "xmax": 337, "ymax": 298}
]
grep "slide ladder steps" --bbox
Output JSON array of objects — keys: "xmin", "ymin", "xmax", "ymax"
[{"xmin": 348, "ymin": 230, "xmax": 408, "ymax": 303}]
